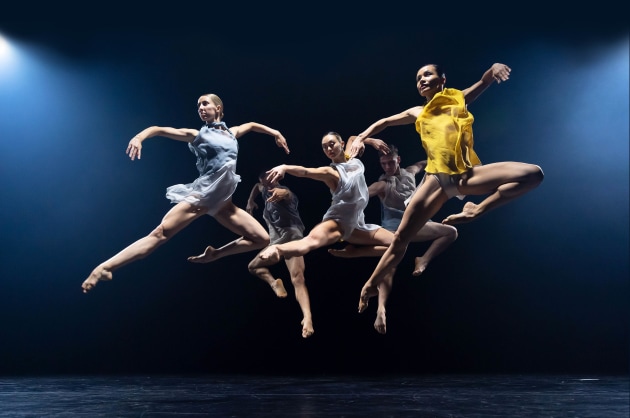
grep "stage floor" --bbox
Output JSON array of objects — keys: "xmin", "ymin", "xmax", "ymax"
[{"xmin": 0, "ymin": 373, "xmax": 627, "ymax": 417}]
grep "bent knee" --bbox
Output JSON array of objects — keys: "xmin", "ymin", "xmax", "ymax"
[
  {"xmin": 149, "ymin": 225, "xmax": 170, "ymax": 242},
  {"xmin": 391, "ymin": 231, "xmax": 411, "ymax": 247},
  {"xmin": 446, "ymin": 225, "xmax": 458, "ymax": 242},
  {"xmin": 290, "ymin": 275, "xmax": 305, "ymax": 286},
  {"xmin": 247, "ymin": 261, "xmax": 264, "ymax": 275},
  {"xmin": 528, "ymin": 164, "xmax": 545, "ymax": 184},
  {"xmin": 252, "ymin": 235, "xmax": 270, "ymax": 249}
]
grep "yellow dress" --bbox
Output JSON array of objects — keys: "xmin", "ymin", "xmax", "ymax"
[{"xmin": 415, "ymin": 88, "xmax": 481, "ymax": 175}]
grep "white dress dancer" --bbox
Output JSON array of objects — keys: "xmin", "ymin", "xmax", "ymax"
[{"xmin": 249, "ymin": 132, "xmax": 395, "ymax": 334}]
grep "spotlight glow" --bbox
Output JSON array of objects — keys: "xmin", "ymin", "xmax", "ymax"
[
  {"xmin": 0, "ymin": 32, "xmax": 18, "ymax": 80},
  {"xmin": 0, "ymin": 36, "xmax": 9, "ymax": 56}
]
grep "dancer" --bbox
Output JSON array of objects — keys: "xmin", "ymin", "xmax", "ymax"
[
  {"xmin": 329, "ymin": 144, "xmax": 458, "ymax": 276},
  {"xmin": 245, "ymin": 170, "xmax": 314, "ymax": 338},
  {"xmin": 349, "ymin": 62, "xmax": 544, "ymax": 312},
  {"xmin": 82, "ymin": 93, "xmax": 290, "ymax": 293},
  {"xmin": 250, "ymin": 132, "xmax": 395, "ymax": 334}
]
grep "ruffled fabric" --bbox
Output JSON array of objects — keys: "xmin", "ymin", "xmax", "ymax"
[
  {"xmin": 323, "ymin": 158, "xmax": 380, "ymax": 241},
  {"xmin": 165, "ymin": 123, "xmax": 241, "ymax": 215},
  {"xmin": 166, "ymin": 160, "xmax": 240, "ymax": 215},
  {"xmin": 415, "ymin": 88, "xmax": 481, "ymax": 174}
]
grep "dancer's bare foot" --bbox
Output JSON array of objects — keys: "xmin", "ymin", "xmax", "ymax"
[
  {"xmin": 82, "ymin": 266, "xmax": 112, "ymax": 293},
  {"xmin": 442, "ymin": 201, "xmax": 479, "ymax": 225},
  {"xmin": 374, "ymin": 309, "xmax": 386, "ymax": 334},
  {"xmin": 271, "ymin": 279, "xmax": 288, "ymax": 298},
  {"xmin": 358, "ymin": 284, "xmax": 378, "ymax": 313},
  {"xmin": 187, "ymin": 246, "xmax": 219, "ymax": 263},
  {"xmin": 327, "ymin": 245, "xmax": 357, "ymax": 258},
  {"xmin": 259, "ymin": 245, "xmax": 281, "ymax": 263},
  {"xmin": 412, "ymin": 256, "xmax": 429, "ymax": 276},
  {"xmin": 301, "ymin": 318, "xmax": 314, "ymax": 338}
]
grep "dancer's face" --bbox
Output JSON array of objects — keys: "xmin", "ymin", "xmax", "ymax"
[
  {"xmin": 197, "ymin": 95, "xmax": 221, "ymax": 122},
  {"xmin": 321, "ymin": 134, "xmax": 345, "ymax": 161},
  {"xmin": 379, "ymin": 154, "xmax": 400, "ymax": 176},
  {"xmin": 416, "ymin": 65, "xmax": 444, "ymax": 99}
]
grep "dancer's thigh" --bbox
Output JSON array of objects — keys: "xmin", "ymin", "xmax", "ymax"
[
  {"xmin": 284, "ymin": 256, "xmax": 305, "ymax": 277},
  {"xmin": 458, "ymin": 162, "xmax": 536, "ymax": 195},
  {"xmin": 398, "ymin": 177, "xmax": 447, "ymax": 242},
  {"xmin": 348, "ymin": 227, "xmax": 393, "ymax": 246},
  {"xmin": 413, "ymin": 221, "xmax": 455, "ymax": 242},
  {"xmin": 161, "ymin": 202, "xmax": 208, "ymax": 236},
  {"xmin": 214, "ymin": 200, "xmax": 269, "ymax": 240},
  {"xmin": 306, "ymin": 220, "xmax": 344, "ymax": 247}
]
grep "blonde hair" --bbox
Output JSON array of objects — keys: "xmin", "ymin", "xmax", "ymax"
[{"xmin": 201, "ymin": 93, "xmax": 225, "ymax": 119}]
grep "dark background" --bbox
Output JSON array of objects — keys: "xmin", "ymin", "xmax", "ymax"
[{"xmin": 0, "ymin": 11, "xmax": 627, "ymax": 377}]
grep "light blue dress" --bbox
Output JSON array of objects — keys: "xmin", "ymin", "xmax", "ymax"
[{"xmin": 165, "ymin": 122, "xmax": 241, "ymax": 215}]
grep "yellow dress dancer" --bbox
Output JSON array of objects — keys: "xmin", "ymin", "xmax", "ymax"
[
  {"xmin": 416, "ymin": 88, "xmax": 481, "ymax": 175},
  {"xmin": 349, "ymin": 62, "xmax": 544, "ymax": 317}
]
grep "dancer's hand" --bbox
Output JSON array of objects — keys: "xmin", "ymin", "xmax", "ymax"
[
  {"xmin": 266, "ymin": 187, "xmax": 289, "ymax": 203},
  {"xmin": 349, "ymin": 140, "xmax": 365, "ymax": 158},
  {"xmin": 274, "ymin": 133, "xmax": 290, "ymax": 154},
  {"xmin": 266, "ymin": 165, "xmax": 286, "ymax": 184},
  {"xmin": 491, "ymin": 63, "xmax": 511, "ymax": 83},
  {"xmin": 126, "ymin": 136, "xmax": 143, "ymax": 160},
  {"xmin": 366, "ymin": 138, "xmax": 390, "ymax": 155}
]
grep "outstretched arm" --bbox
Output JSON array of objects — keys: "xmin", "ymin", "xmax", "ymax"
[
  {"xmin": 405, "ymin": 160, "xmax": 428, "ymax": 176},
  {"xmin": 349, "ymin": 108, "xmax": 421, "ymax": 158},
  {"xmin": 229, "ymin": 122, "xmax": 290, "ymax": 154},
  {"xmin": 266, "ymin": 164, "xmax": 338, "ymax": 190},
  {"xmin": 462, "ymin": 63, "xmax": 511, "ymax": 105},
  {"xmin": 355, "ymin": 136, "xmax": 391, "ymax": 156},
  {"xmin": 367, "ymin": 180, "xmax": 387, "ymax": 199},
  {"xmin": 126, "ymin": 126, "xmax": 199, "ymax": 160}
]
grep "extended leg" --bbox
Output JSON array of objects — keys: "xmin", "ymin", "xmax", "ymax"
[
  {"xmin": 188, "ymin": 201, "xmax": 270, "ymax": 263},
  {"xmin": 359, "ymin": 179, "xmax": 447, "ymax": 312},
  {"xmin": 443, "ymin": 162, "xmax": 544, "ymax": 225},
  {"xmin": 258, "ymin": 220, "xmax": 343, "ymax": 264},
  {"xmin": 285, "ymin": 256, "xmax": 314, "ymax": 338},
  {"xmin": 247, "ymin": 249, "xmax": 288, "ymax": 298},
  {"xmin": 328, "ymin": 244, "xmax": 387, "ymax": 258},
  {"xmin": 82, "ymin": 202, "xmax": 206, "ymax": 293},
  {"xmin": 411, "ymin": 221, "xmax": 458, "ymax": 276}
]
